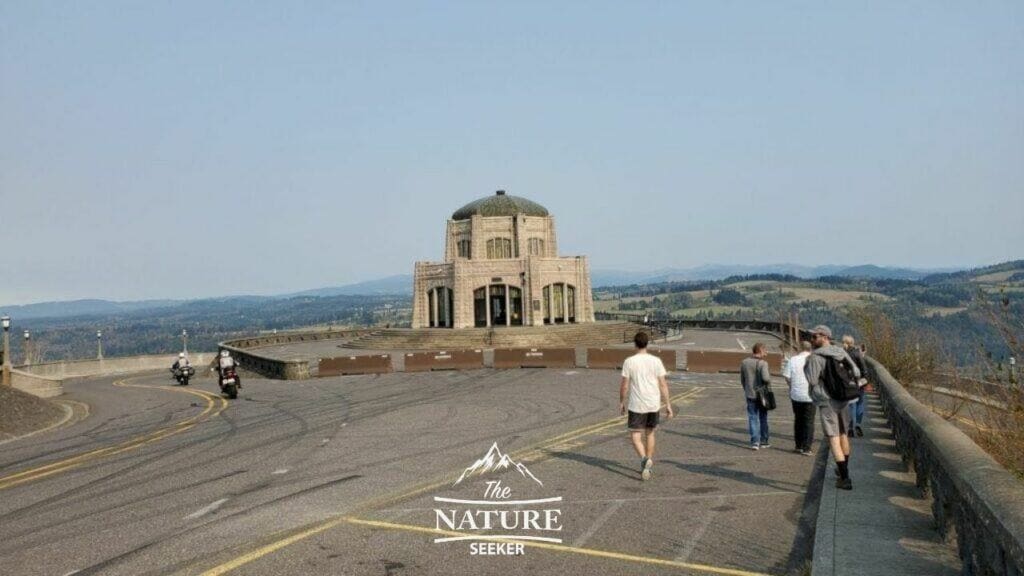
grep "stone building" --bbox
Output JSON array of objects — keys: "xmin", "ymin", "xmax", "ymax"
[{"xmin": 411, "ymin": 191, "xmax": 595, "ymax": 329}]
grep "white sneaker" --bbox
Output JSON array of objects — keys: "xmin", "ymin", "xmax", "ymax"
[{"xmin": 641, "ymin": 458, "xmax": 653, "ymax": 480}]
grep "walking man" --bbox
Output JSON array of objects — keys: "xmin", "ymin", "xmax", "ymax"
[
  {"xmin": 805, "ymin": 325, "xmax": 861, "ymax": 490},
  {"xmin": 842, "ymin": 335, "xmax": 868, "ymax": 437},
  {"xmin": 620, "ymin": 331, "xmax": 673, "ymax": 481},
  {"xmin": 740, "ymin": 343, "xmax": 772, "ymax": 450},
  {"xmin": 784, "ymin": 341, "xmax": 815, "ymax": 455}
]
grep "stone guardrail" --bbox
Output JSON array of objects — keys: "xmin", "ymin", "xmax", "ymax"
[
  {"xmin": 867, "ymin": 357, "xmax": 1024, "ymax": 575},
  {"xmin": 10, "ymin": 369, "xmax": 64, "ymax": 398},
  {"xmin": 224, "ymin": 329, "xmax": 371, "ymax": 350},
  {"xmin": 219, "ymin": 330, "xmax": 371, "ymax": 380},
  {"xmin": 15, "ymin": 353, "xmax": 217, "ymax": 380}
]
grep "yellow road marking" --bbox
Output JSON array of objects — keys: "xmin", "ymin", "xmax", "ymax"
[
  {"xmin": 0, "ymin": 376, "xmax": 228, "ymax": 490},
  {"xmin": 199, "ymin": 517, "xmax": 352, "ymax": 576},
  {"xmin": 362, "ymin": 387, "xmax": 705, "ymax": 510},
  {"xmin": 197, "ymin": 386, "xmax": 707, "ymax": 575},
  {"xmin": 344, "ymin": 517, "xmax": 774, "ymax": 576}
]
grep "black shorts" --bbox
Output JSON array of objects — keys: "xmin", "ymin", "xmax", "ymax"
[{"xmin": 627, "ymin": 410, "xmax": 660, "ymax": 430}]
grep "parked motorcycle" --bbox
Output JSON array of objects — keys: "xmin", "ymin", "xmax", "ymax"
[
  {"xmin": 219, "ymin": 367, "xmax": 241, "ymax": 399},
  {"xmin": 171, "ymin": 365, "xmax": 196, "ymax": 386}
]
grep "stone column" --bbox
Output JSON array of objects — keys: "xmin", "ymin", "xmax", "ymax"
[
  {"xmin": 1, "ymin": 324, "xmax": 10, "ymax": 387},
  {"xmin": 565, "ymin": 284, "xmax": 573, "ymax": 325},
  {"xmin": 432, "ymin": 288, "xmax": 440, "ymax": 328},
  {"xmin": 485, "ymin": 286, "xmax": 491, "ymax": 328},
  {"xmin": 547, "ymin": 287, "xmax": 554, "ymax": 325}
]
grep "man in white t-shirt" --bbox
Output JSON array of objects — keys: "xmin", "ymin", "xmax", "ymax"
[
  {"xmin": 784, "ymin": 341, "xmax": 815, "ymax": 455},
  {"xmin": 619, "ymin": 331, "xmax": 674, "ymax": 481}
]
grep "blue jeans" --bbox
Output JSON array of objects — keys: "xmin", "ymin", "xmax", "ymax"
[
  {"xmin": 849, "ymin": 389, "xmax": 866, "ymax": 426},
  {"xmin": 746, "ymin": 398, "xmax": 770, "ymax": 446}
]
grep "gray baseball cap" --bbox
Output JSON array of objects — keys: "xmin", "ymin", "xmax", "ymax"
[{"xmin": 810, "ymin": 325, "xmax": 833, "ymax": 338}]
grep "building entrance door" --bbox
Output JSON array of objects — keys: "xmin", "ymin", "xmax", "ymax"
[
  {"xmin": 489, "ymin": 285, "xmax": 507, "ymax": 326},
  {"xmin": 474, "ymin": 288, "xmax": 487, "ymax": 327},
  {"xmin": 509, "ymin": 286, "xmax": 523, "ymax": 326}
]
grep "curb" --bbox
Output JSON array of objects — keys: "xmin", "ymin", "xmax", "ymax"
[{"xmin": 0, "ymin": 400, "xmax": 77, "ymax": 447}]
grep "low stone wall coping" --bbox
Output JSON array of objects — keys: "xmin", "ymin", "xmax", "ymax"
[{"xmin": 868, "ymin": 357, "xmax": 1024, "ymax": 575}]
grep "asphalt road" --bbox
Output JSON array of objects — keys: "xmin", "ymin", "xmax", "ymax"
[{"xmin": 0, "ymin": 366, "xmax": 822, "ymax": 576}]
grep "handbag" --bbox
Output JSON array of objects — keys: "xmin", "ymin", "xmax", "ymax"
[
  {"xmin": 756, "ymin": 386, "xmax": 777, "ymax": 411},
  {"xmin": 755, "ymin": 360, "xmax": 776, "ymax": 410}
]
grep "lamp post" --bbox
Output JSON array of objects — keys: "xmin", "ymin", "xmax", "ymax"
[
  {"xmin": 1011, "ymin": 356, "xmax": 1018, "ymax": 386},
  {"xmin": 1, "ymin": 316, "xmax": 10, "ymax": 386},
  {"xmin": 97, "ymin": 330, "xmax": 104, "ymax": 360},
  {"xmin": 23, "ymin": 330, "xmax": 31, "ymax": 365},
  {"xmin": 182, "ymin": 329, "xmax": 188, "ymax": 355}
]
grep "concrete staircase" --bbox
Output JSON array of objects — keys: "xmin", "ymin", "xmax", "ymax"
[{"xmin": 342, "ymin": 322, "xmax": 659, "ymax": 350}]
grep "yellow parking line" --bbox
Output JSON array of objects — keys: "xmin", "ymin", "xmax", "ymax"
[
  {"xmin": 0, "ymin": 376, "xmax": 225, "ymax": 491},
  {"xmin": 344, "ymin": 517, "xmax": 774, "ymax": 576},
  {"xmin": 197, "ymin": 386, "xmax": 707, "ymax": 575},
  {"xmin": 365, "ymin": 387, "xmax": 705, "ymax": 510}
]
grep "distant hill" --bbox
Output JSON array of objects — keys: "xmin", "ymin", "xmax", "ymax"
[
  {"xmin": 832, "ymin": 265, "xmax": 932, "ymax": 280},
  {"xmin": 0, "ymin": 298, "xmax": 186, "ymax": 320},
  {"xmin": 591, "ymin": 263, "xmax": 954, "ymax": 286},
  {"xmin": 921, "ymin": 260, "xmax": 1024, "ymax": 284},
  {"xmin": 0, "ymin": 264, "xmax": 967, "ymax": 321},
  {"xmin": 283, "ymin": 274, "xmax": 414, "ymax": 297}
]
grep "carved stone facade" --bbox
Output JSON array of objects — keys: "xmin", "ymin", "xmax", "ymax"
[{"xmin": 412, "ymin": 191, "xmax": 595, "ymax": 329}]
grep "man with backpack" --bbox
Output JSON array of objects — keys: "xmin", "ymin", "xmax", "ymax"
[{"xmin": 804, "ymin": 325, "xmax": 862, "ymax": 490}]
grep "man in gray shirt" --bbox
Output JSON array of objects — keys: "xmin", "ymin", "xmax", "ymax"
[
  {"xmin": 804, "ymin": 325, "xmax": 861, "ymax": 490},
  {"xmin": 740, "ymin": 343, "xmax": 772, "ymax": 450}
]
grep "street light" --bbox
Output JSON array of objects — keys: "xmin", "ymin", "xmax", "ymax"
[
  {"xmin": 23, "ymin": 330, "xmax": 30, "ymax": 365},
  {"xmin": 182, "ymin": 329, "xmax": 188, "ymax": 354},
  {"xmin": 97, "ymin": 330, "xmax": 104, "ymax": 360},
  {"xmin": 1, "ymin": 316, "xmax": 10, "ymax": 386}
]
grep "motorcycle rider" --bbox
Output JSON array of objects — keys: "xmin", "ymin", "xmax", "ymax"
[
  {"xmin": 172, "ymin": 352, "xmax": 190, "ymax": 372},
  {"xmin": 215, "ymin": 350, "xmax": 239, "ymax": 380}
]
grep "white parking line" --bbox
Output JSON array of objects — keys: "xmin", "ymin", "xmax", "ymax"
[
  {"xmin": 186, "ymin": 498, "xmax": 230, "ymax": 520},
  {"xmin": 675, "ymin": 496, "xmax": 725, "ymax": 563},
  {"xmin": 573, "ymin": 499, "xmax": 624, "ymax": 548},
  {"xmin": 736, "ymin": 338, "xmax": 747, "ymax": 351}
]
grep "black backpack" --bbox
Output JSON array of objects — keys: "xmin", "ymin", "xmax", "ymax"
[{"xmin": 821, "ymin": 355, "xmax": 861, "ymax": 401}]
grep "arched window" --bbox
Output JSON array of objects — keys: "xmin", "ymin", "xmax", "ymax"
[
  {"xmin": 427, "ymin": 287, "xmax": 454, "ymax": 328},
  {"xmin": 486, "ymin": 237, "xmax": 513, "ymax": 259},
  {"xmin": 543, "ymin": 283, "xmax": 577, "ymax": 324},
  {"xmin": 527, "ymin": 238, "xmax": 545, "ymax": 256}
]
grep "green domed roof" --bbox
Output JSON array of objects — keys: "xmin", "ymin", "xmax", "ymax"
[{"xmin": 451, "ymin": 191, "xmax": 549, "ymax": 221}]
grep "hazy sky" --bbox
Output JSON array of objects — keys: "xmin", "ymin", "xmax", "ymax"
[{"xmin": 2, "ymin": 2, "xmax": 1022, "ymax": 304}]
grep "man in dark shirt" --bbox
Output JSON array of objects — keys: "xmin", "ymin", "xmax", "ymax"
[{"xmin": 740, "ymin": 343, "xmax": 772, "ymax": 450}]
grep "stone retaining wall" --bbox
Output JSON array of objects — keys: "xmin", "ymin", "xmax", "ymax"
[
  {"xmin": 10, "ymin": 369, "xmax": 63, "ymax": 398},
  {"xmin": 868, "ymin": 357, "xmax": 1024, "ymax": 575},
  {"xmin": 15, "ymin": 354, "xmax": 216, "ymax": 380}
]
